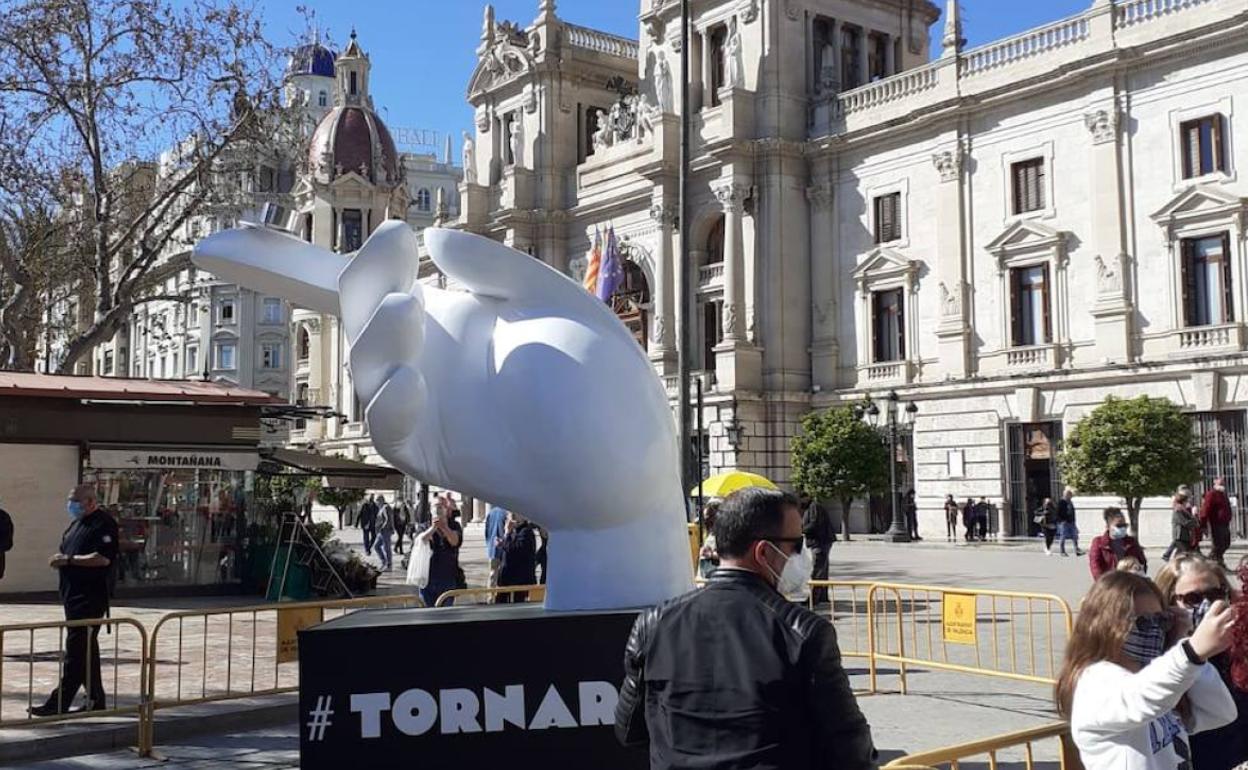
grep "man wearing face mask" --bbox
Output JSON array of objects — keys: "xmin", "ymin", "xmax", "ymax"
[
  {"xmin": 1089, "ymin": 506, "xmax": 1148, "ymax": 581},
  {"xmin": 615, "ymin": 487, "xmax": 875, "ymax": 770},
  {"xmin": 29, "ymin": 483, "xmax": 119, "ymax": 716}
]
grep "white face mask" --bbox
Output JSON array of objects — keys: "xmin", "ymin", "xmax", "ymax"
[{"xmin": 765, "ymin": 542, "xmax": 813, "ymax": 598}]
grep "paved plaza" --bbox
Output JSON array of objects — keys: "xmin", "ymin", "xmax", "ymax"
[{"xmin": 8, "ymin": 526, "xmax": 1222, "ymax": 767}]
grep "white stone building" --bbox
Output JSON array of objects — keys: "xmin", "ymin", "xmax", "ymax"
[{"xmin": 456, "ymin": 0, "xmax": 1248, "ymax": 543}]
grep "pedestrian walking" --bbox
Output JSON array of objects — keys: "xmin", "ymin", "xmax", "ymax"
[
  {"xmin": 0, "ymin": 495, "xmax": 13, "ymax": 582},
  {"xmin": 496, "ymin": 512, "xmax": 538, "ymax": 603},
  {"xmin": 801, "ymin": 494, "xmax": 836, "ymax": 603},
  {"xmin": 614, "ymin": 487, "xmax": 876, "ymax": 769},
  {"xmin": 359, "ymin": 494, "xmax": 378, "ymax": 553},
  {"xmin": 1089, "ymin": 507, "xmax": 1148, "ymax": 580},
  {"xmin": 904, "ymin": 490, "xmax": 920, "ymax": 541},
  {"xmin": 1057, "ymin": 571, "xmax": 1237, "ymax": 770},
  {"xmin": 1165, "ymin": 489, "xmax": 1201, "ymax": 562},
  {"xmin": 29, "ymin": 484, "xmax": 119, "ymax": 716},
  {"xmin": 943, "ymin": 494, "xmax": 959, "ymax": 542},
  {"xmin": 1200, "ymin": 478, "xmax": 1235, "ymax": 567},
  {"xmin": 393, "ymin": 501, "xmax": 409, "ymax": 556},
  {"xmin": 484, "ymin": 505, "xmax": 507, "ymax": 589},
  {"xmin": 1056, "ymin": 487, "xmax": 1082, "ymax": 556},
  {"xmin": 1156, "ymin": 554, "xmax": 1247, "ymax": 770},
  {"xmin": 417, "ymin": 495, "xmax": 463, "ymax": 607},
  {"xmin": 1035, "ymin": 497, "xmax": 1058, "ymax": 555},
  {"xmin": 961, "ymin": 497, "xmax": 976, "ymax": 542},
  {"xmin": 373, "ymin": 495, "xmax": 394, "ymax": 570}
]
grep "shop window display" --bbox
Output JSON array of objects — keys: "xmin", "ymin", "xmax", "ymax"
[{"xmin": 89, "ymin": 466, "xmax": 252, "ymax": 588}]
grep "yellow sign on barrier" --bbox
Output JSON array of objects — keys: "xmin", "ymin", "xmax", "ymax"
[
  {"xmin": 942, "ymin": 592, "xmax": 977, "ymax": 645},
  {"xmin": 277, "ymin": 606, "xmax": 324, "ymax": 663}
]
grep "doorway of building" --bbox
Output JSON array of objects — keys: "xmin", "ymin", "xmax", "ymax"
[{"xmin": 1006, "ymin": 422, "xmax": 1063, "ymax": 537}]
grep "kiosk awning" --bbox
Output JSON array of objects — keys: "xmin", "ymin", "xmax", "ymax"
[{"xmin": 262, "ymin": 448, "xmax": 405, "ymax": 490}]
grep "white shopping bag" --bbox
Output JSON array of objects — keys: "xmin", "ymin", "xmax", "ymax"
[{"xmin": 406, "ymin": 536, "xmax": 432, "ymax": 588}]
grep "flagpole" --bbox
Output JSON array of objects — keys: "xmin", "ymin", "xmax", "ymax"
[{"xmin": 677, "ymin": 0, "xmax": 695, "ymax": 517}]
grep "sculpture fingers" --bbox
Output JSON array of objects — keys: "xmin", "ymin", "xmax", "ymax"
[
  {"xmin": 424, "ymin": 228, "xmax": 625, "ymax": 334},
  {"xmin": 338, "ymin": 220, "xmax": 421, "ymax": 345},
  {"xmin": 348, "ymin": 291, "xmax": 425, "ymax": 403},
  {"xmin": 191, "ymin": 226, "xmax": 343, "ymax": 315},
  {"xmin": 364, "ymin": 364, "xmax": 441, "ymax": 482}
]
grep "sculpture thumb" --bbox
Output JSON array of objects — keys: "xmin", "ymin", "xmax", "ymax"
[{"xmin": 191, "ymin": 226, "xmax": 343, "ymax": 315}]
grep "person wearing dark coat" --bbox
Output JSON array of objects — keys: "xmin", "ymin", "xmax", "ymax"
[
  {"xmin": 496, "ymin": 512, "xmax": 537, "ymax": 603},
  {"xmin": 801, "ymin": 494, "xmax": 836, "ymax": 604},
  {"xmin": 614, "ymin": 488, "xmax": 875, "ymax": 770},
  {"xmin": 358, "ymin": 495, "xmax": 378, "ymax": 553}
]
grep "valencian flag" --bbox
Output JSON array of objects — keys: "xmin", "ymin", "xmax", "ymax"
[
  {"xmin": 582, "ymin": 227, "xmax": 602, "ymax": 293},
  {"xmin": 596, "ymin": 225, "xmax": 624, "ymax": 302}
]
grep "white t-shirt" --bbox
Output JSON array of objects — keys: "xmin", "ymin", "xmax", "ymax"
[{"xmin": 1071, "ymin": 644, "xmax": 1236, "ymax": 770}]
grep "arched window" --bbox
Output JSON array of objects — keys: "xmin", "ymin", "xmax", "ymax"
[
  {"xmin": 415, "ymin": 188, "xmax": 432, "ymax": 212},
  {"xmin": 611, "ymin": 259, "xmax": 652, "ymax": 351},
  {"xmin": 349, "ymin": 71, "xmax": 358, "ymax": 95},
  {"xmin": 297, "ymin": 327, "xmax": 310, "ymax": 361},
  {"xmin": 705, "ymin": 215, "xmax": 725, "ymax": 264},
  {"xmin": 317, "ymin": 90, "xmax": 327, "ymax": 107}
]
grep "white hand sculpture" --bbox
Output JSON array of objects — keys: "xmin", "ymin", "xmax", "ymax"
[{"xmin": 193, "ymin": 222, "xmax": 694, "ymax": 610}]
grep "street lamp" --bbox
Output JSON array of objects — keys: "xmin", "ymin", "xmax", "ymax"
[{"xmin": 860, "ymin": 390, "xmax": 918, "ymax": 543}]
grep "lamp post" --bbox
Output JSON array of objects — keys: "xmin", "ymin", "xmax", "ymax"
[{"xmin": 859, "ymin": 390, "xmax": 918, "ymax": 543}]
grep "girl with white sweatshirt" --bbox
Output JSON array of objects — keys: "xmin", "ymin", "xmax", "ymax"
[{"xmin": 1057, "ymin": 571, "xmax": 1239, "ymax": 770}]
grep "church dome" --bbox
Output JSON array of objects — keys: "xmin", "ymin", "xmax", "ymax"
[
  {"xmin": 287, "ymin": 42, "xmax": 336, "ymax": 78},
  {"xmin": 308, "ymin": 105, "xmax": 399, "ymax": 185}
]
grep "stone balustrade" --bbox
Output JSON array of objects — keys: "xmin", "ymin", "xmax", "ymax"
[
  {"xmin": 1116, "ymin": 0, "xmax": 1216, "ymax": 28},
  {"xmin": 565, "ymin": 23, "xmax": 639, "ymax": 60}
]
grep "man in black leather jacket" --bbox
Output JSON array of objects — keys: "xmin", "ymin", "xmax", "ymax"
[{"xmin": 614, "ymin": 487, "xmax": 876, "ymax": 769}]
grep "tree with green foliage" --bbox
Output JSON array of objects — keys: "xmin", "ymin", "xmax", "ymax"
[
  {"xmin": 1058, "ymin": 395, "xmax": 1202, "ymax": 534},
  {"xmin": 255, "ymin": 474, "xmax": 322, "ymax": 510},
  {"xmin": 791, "ymin": 406, "xmax": 890, "ymax": 541},
  {"xmin": 318, "ymin": 487, "xmax": 366, "ymax": 527}
]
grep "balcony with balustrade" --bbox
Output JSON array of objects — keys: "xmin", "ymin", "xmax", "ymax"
[
  {"xmin": 821, "ymin": 0, "xmax": 1237, "ymax": 139},
  {"xmin": 1169, "ymin": 323, "xmax": 1246, "ymax": 358},
  {"xmin": 856, "ymin": 360, "xmax": 913, "ymax": 387}
]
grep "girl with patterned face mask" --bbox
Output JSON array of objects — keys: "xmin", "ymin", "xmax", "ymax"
[
  {"xmin": 1057, "ymin": 572, "xmax": 1239, "ymax": 770},
  {"xmin": 1156, "ymin": 555, "xmax": 1247, "ymax": 770}
]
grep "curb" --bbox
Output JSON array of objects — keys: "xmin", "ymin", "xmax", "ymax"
[{"xmin": 0, "ymin": 694, "xmax": 297, "ymax": 765}]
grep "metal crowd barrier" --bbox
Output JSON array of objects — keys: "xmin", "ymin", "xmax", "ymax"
[
  {"xmin": 434, "ymin": 584, "xmax": 547, "ymax": 606},
  {"xmin": 806, "ymin": 580, "xmax": 882, "ymax": 661},
  {"xmin": 883, "ymin": 721, "xmax": 1077, "ymax": 770},
  {"xmin": 0, "ymin": 617, "xmax": 148, "ymax": 744},
  {"xmin": 138, "ymin": 594, "xmax": 421, "ymax": 756},
  {"xmin": 866, "ymin": 582, "xmax": 1074, "ymax": 695}
]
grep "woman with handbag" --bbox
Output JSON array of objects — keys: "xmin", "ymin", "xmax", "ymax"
[{"xmin": 417, "ymin": 495, "xmax": 463, "ymax": 607}]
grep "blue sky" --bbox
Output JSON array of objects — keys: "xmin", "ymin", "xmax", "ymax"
[{"xmin": 255, "ymin": 0, "xmax": 1095, "ymax": 155}]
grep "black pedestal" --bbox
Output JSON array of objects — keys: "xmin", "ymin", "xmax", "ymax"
[{"xmin": 298, "ymin": 603, "xmax": 648, "ymax": 769}]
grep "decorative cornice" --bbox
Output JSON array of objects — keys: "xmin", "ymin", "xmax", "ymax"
[
  {"xmin": 805, "ymin": 183, "xmax": 834, "ymax": 209},
  {"xmin": 1084, "ymin": 108, "xmax": 1120, "ymax": 145},
  {"xmin": 712, "ymin": 180, "xmax": 751, "ymax": 213},
  {"xmin": 931, "ymin": 148, "xmax": 964, "ymax": 183}
]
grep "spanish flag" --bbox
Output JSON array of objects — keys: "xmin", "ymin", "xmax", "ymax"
[{"xmin": 582, "ymin": 227, "xmax": 602, "ymax": 293}]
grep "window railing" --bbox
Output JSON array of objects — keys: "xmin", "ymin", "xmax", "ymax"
[
  {"xmin": 1178, "ymin": 323, "xmax": 1238, "ymax": 350},
  {"xmin": 1005, "ymin": 345, "xmax": 1053, "ymax": 369},
  {"xmin": 862, "ymin": 361, "xmax": 906, "ymax": 383},
  {"xmin": 698, "ymin": 263, "xmax": 725, "ymax": 288}
]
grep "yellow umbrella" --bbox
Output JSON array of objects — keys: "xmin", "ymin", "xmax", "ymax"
[{"xmin": 691, "ymin": 470, "xmax": 779, "ymax": 499}]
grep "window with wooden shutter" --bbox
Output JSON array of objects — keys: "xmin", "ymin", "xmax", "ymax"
[
  {"xmin": 1222, "ymin": 232, "xmax": 1234, "ymax": 323},
  {"xmin": 872, "ymin": 289, "xmax": 905, "ymax": 362},
  {"xmin": 1011, "ymin": 265, "xmax": 1050, "ymax": 346},
  {"xmin": 1182, "ymin": 233, "xmax": 1234, "ymax": 326},
  {"xmin": 1180, "ymin": 115, "xmax": 1227, "ymax": 179},
  {"xmin": 874, "ymin": 193, "xmax": 901, "ymax": 243},
  {"xmin": 1011, "ymin": 158, "xmax": 1046, "ymax": 214}
]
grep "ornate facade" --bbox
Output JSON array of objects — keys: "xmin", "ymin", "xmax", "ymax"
[{"xmin": 457, "ymin": 0, "xmax": 1248, "ymax": 542}]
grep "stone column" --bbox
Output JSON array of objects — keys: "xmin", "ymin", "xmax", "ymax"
[
  {"xmin": 713, "ymin": 180, "xmax": 750, "ymax": 343},
  {"xmin": 806, "ymin": 180, "xmax": 838, "ymax": 390},
  {"xmin": 649, "ymin": 200, "xmax": 678, "ymax": 360},
  {"xmin": 304, "ymin": 315, "xmax": 325, "ymax": 440},
  {"xmin": 932, "ymin": 145, "xmax": 971, "ymax": 379},
  {"xmin": 883, "ymin": 33, "xmax": 895, "ymax": 75},
  {"xmin": 1084, "ymin": 105, "xmax": 1134, "ymax": 364}
]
